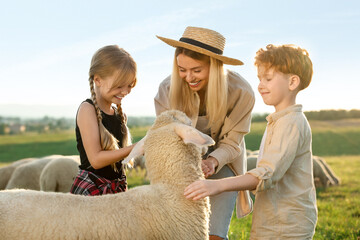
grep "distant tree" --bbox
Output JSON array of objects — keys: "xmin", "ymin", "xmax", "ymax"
[
  {"xmin": 305, "ymin": 109, "xmax": 360, "ymax": 120},
  {"xmin": 0, "ymin": 123, "xmax": 5, "ymax": 134}
]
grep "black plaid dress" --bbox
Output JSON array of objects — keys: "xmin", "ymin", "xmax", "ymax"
[{"xmin": 70, "ymin": 99, "xmax": 127, "ymax": 195}]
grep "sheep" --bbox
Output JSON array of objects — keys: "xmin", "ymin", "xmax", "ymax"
[
  {"xmin": 246, "ymin": 155, "xmax": 258, "ymax": 171},
  {"xmin": 127, "ymin": 155, "xmax": 146, "ymax": 174},
  {"xmin": 5, "ymin": 155, "xmax": 62, "ymax": 190},
  {"xmin": 0, "ymin": 158, "xmax": 36, "ymax": 190},
  {"xmin": 133, "ymin": 155, "xmax": 146, "ymax": 170},
  {"xmin": 314, "ymin": 155, "xmax": 340, "ymax": 185},
  {"xmin": 246, "ymin": 149, "xmax": 252, "ymax": 156},
  {"xmin": 251, "ymin": 149, "xmax": 260, "ymax": 156},
  {"xmin": 40, "ymin": 155, "xmax": 80, "ymax": 192},
  {"xmin": 0, "ymin": 110, "xmax": 214, "ymax": 240},
  {"xmin": 312, "ymin": 156, "xmax": 341, "ymax": 188}
]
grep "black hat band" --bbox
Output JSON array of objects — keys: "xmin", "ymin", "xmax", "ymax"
[{"xmin": 179, "ymin": 37, "xmax": 223, "ymax": 55}]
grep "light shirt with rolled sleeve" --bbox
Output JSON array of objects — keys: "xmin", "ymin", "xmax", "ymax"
[{"xmin": 247, "ymin": 104, "xmax": 318, "ymax": 239}]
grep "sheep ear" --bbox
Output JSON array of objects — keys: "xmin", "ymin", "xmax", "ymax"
[
  {"xmin": 122, "ymin": 136, "xmax": 146, "ymax": 168},
  {"xmin": 174, "ymin": 124, "xmax": 215, "ymax": 147}
]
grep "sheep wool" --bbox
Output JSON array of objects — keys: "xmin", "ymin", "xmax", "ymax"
[
  {"xmin": 0, "ymin": 158, "xmax": 35, "ymax": 190},
  {"xmin": 0, "ymin": 110, "xmax": 214, "ymax": 240},
  {"xmin": 40, "ymin": 155, "xmax": 80, "ymax": 193},
  {"xmin": 5, "ymin": 155, "xmax": 62, "ymax": 190}
]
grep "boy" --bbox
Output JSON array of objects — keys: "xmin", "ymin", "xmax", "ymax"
[{"xmin": 184, "ymin": 44, "xmax": 318, "ymax": 239}]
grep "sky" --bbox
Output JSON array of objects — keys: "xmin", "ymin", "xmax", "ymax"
[{"xmin": 0, "ymin": 0, "xmax": 359, "ymax": 118}]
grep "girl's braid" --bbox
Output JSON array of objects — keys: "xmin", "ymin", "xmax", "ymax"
[
  {"xmin": 89, "ymin": 78, "xmax": 103, "ymax": 125},
  {"xmin": 116, "ymin": 103, "xmax": 127, "ymax": 135},
  {"xmin": 89, "ymin": 77, "xmax": 120, "ymax": 172},
  {"xmin": 116, "ymin": 103, "xmax": 131, "ymax": 148}
]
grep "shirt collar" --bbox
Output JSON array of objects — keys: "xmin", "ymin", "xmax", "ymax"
[{"xmin": 266, "ymin": 104, "xmax": 303, "ymax": 123}]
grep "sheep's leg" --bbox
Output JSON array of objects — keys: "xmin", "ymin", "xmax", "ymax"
[
  {"xmin": 313, "ymin": 157, "xmax": 335, "ymax": 187},
  {"xmin": 317, "ymin": 158, "xmax": 340, "ymax": 185}
]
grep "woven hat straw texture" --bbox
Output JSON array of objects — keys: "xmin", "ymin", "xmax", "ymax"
[{"xmin": 157, "ymin": 26, "xmax": 243, "ymax": 65}]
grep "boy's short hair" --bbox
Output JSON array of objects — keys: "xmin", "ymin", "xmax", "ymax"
[{"xmin": 254, "ymin": 44, "xmax": 313, "ymax": 90}]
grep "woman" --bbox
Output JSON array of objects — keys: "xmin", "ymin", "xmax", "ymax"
[{"xmin": 154, "ymin": 26, "xmax": 255, "ymax": 240}]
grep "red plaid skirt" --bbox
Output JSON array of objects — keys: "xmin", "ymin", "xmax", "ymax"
[{"xmin": 70, "ymin": 169, "xmax": 127, "ymax": 196}]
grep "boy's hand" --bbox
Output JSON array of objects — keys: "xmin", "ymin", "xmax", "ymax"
[{"xmin": 184, "ymin": 179, "xmax": 222, "ymax": 200}]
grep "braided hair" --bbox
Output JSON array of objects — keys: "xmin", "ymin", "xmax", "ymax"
[{"xmin": 88, "ymin": 45, "xmax": 137, "ymax": 171}]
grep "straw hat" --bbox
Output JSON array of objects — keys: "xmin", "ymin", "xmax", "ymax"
[{"xmin": 156, "ymin": 26, "xmax": 243, "ymax": 65}]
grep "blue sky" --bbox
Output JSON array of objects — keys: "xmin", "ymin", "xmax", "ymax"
[{"xmin": 0, "ymin": 0, "xmax": 359, "ymax": 118}]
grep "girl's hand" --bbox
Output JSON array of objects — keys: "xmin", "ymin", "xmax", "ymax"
[
  {"xmin": 184, "ymin": 179, "xmax": 222, "ymax": 200},
  {"xmin": 201, "ymin": 157, "xmax": 219, "ymax": 178}
]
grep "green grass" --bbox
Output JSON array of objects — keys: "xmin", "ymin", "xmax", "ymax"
[
  {"xmin": 228, "ymin": 155, "xmax": 360, "ymax": 240},
  {"xmin": 1, "ymin": 119, "xmax": 359, "ymax": 162},
  {"xmin": 0, "ymin": 130, "xmax": 78, "ymax": 162},
  {"xmin": 126, "ymin": 168, "xmax": 149, "ymax": 189},
  {"xmin": 0, "ymin": 120, "xmax": 359, "ymax": 239},
  {"xmin": 130, "ymin": 126, "xmax": 150, "ymax": 142},
  {"xmin": 0, "ymin": 128, "xmax": 149, "ymax": 162},
  {"xmin": 245, "ymin": 119, "xmax": 360, "ymax": 156},
  {"xmin": 314, "ymin": 155, "xmax": 360, "ymax": 239}
]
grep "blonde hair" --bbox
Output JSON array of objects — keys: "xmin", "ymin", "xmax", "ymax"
[
  {"xmin": 254, "ymin": 44, "xmax": 313, "ymax": 90},
  {"xmin": 169, "ymin": 47, "xmax": 228, "ymax": 128},
  {"xmin": 89, "ymin": 45, "xmax": 137, "ymax": 171}
]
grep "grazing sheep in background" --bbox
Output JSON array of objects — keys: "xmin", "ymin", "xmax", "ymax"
[
  {"xmin": 314, "ymin": 156, "xmax": 340, "ymax": 185},
  {"xmin": 5, "ymin": 155, "xmax": 61, "ymax": 190},
  {"xmin": 40, "ymin": 156, "xmax": 80, "ymax": 193},
  {"xmin": 0, "ymin": 158, "xmax": 36, "ymax": 190},
  {"xmin": 127, "ymin": 155, "xmax": 146, "ymax": 173},
  {"xmin": 133, "ymin": 155, "xmax": 146, "ymax": 170},
  {"xmin": 246, "ymin": 155, "xmax": 258, "ymax": 171},
  {"xmin": 312, "ymin": 156, "xmax": 336, "ymax": 188},
  {"xmin": 251, "ymin": 149, "xmax": 260, "ymax": 156},
  {"xmin": 246, "ymin": 149, "xmax": 252, "ymax": 156},
  {"xmin": 0, "ymin": 110, "xmax": 214, "ymax": 240}
]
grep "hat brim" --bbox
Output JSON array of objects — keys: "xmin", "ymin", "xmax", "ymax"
[{"xmin": 156, "ymin": 36, "xmax": 244, "ymax": 66}]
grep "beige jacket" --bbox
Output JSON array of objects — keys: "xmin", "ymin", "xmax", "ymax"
[{"xmin": 154, "ymin": 70, "xmax": 255, "ymax": 217}]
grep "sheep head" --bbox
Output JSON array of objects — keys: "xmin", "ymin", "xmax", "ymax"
[
  {"xmin": 151, "ymin": 109, "xmax": 193, "ymax": 129},
  {"xmin": 123, "ymin": 110, "xmax": 215, "ymax": 185}
]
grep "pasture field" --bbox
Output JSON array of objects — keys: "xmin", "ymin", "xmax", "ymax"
[
  {"xmin": 0, "ymin": 119, "xmax": 359, "ymax": 239},
  {"xmin": 0, "ymin": 118, "xmax": 359, "ymax": 162},
  {"xmin": 0, "ymin": 127, "xmax": 149, "ymax": 162},
  {"xmin": 0, "ymin": 130, "xmax": 77, "ymax": 162},
  {"xmin": 245, "ymin": 118, "xmax": 360, "ymax": 156}
]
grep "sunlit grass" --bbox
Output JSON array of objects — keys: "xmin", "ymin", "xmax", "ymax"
[
  {"xmin": 246, "ymin": 119, "xmax": 360, "ymax": 156},
  {"xmin": 0, "ymin": 130, "xmax": 77, "ymax": 162},
  {"xmin": 130, "ymin": 126, "xmax": 150, "ymax": 142},
  {"xmin": 126, "ymin": 167, "xmax": 149, "ymax": 189},
  {"xmin": 1, "ymin": 119, "xmax": 359, "ymax": 161},
  {"xmin": 0, "ymin": 124, "xmax": 359, "ymax": 238},
  {"xmin": 228, "ymin": 155, "xmax": 360, "ymax": 240},
  {"xmin": 0, "ymin": 127, "xmax": 149, "ymax": 162}
]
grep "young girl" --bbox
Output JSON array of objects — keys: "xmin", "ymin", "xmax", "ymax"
[
  {"xmin": 70, "ymin": 45, "xmax": 137, "ymax": 196},
  {"xmin": 184, "ymin": 44, "xmax": 318, "ymax": 239}
]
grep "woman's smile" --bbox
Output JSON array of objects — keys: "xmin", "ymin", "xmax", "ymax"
[{"xmin": 188, "ymin": 80, "xmax": 202, "ymax": 87}]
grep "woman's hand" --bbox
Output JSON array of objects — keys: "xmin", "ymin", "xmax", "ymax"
[
  {"xmin": 201, "ymin": 157, "xmax": 219, "ymax": 178},
  {"xmin": 184, "ymin": 179, "xmax": 223, "ymax": 200}
]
